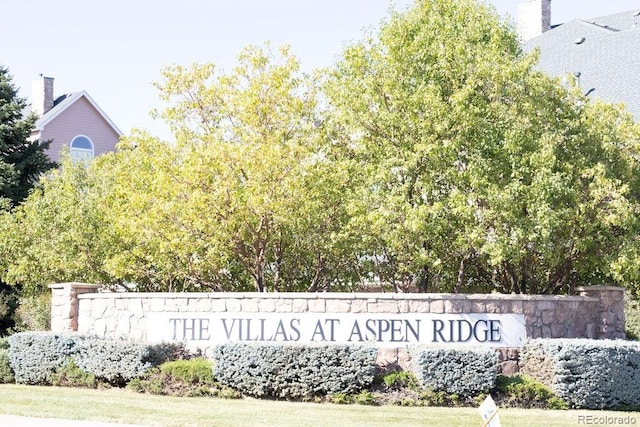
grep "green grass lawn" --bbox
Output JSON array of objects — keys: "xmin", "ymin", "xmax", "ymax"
[{"xmin": 0, "ymin": 384, "xmax": 638, "ymax": 427}]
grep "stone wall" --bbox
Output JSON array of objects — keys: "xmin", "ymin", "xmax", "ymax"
[{"xmin": 49, "ymin": 284, "xmax": 626, "ymax": 373}]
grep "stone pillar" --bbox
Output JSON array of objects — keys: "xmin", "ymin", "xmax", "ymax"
[
  {"xmin": 49, "ymin": 283, "xmax": 101, "ymax": 332},
  {"xmin": 576, "ymin": 286, "xmax": 626, "ymax": 339}
]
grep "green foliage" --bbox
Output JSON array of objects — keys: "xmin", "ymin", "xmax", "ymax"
[
  {"xmin": 521, "ymin": 339, "xmax": 640, "ymax": 409},
  {"xmin": 625, "ymin": 292, "xmax": 640, "ymax": 340},
  {"xmin": 353, "ymin": 390, "xmax": 377, "ymax": 405},
  {"xmin": 496, "ymin": 375, "xmax": 567, "ymax": 409},
  {"xmin": 411, "ymin": 347, "xmax": 497, "ymax": 397},
  {"xmin": 376, "ymin": 371, "xmax": 421, "ymax": 391},
  {"xmin": 0, "ymin": 158, "xmax": 116, "ymax": 297},
  {"xmin": 127, "ymin": 359, "xmax": 240, "ymax": 398},
  {"xmin": 325, "ymin": 0, "xmax": 640, "ymax": 294},
  {"xmin": 52, "ymin": 359, "xmax": 97, "ymax": 388},
  {"xmin": 0, "ymin": 46, "xmax": 360, "ymax": 293},
  {"xmin": 158, "ymin": 358, "xmax": 214, "ymax": 385},
  {"xmin": 2, "ymin": 1, "xmax": 640, "ymax": 295},
  {"xmin": 328, "ymin": 392, "xmax": 350, "ymax": 405},
  {"xmin": 0, "ymin": 283, "xmax": 18, "ymax": 335},
  {"xmin": 12, "ymin": 293, "xmax": 50, "ymax": 331},
  {"xmin": 212, "ymin": 343, "xmax": 377, "ymax": 399},
  {"xmin": 0, "ymin": 348, "xmax": 14, "ymax": 383}
]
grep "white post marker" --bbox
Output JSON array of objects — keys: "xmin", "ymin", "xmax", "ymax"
[{"xmin": 478, "ymin": 395, "xmax": 501, "ymax": 427}]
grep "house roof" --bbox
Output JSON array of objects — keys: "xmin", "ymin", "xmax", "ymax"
[
  {"xmin": 523, "ymin": 9, "xmax": 640, "ymax": 120},
  {"xmin": 34, "ymin": 90, "xmax": 123, "ymax": 136}
]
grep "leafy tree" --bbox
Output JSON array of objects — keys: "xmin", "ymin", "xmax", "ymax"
[
  {"xmin": 0, "ymin": 66, "xmax": 57, "ymax": 206},
  {"xmin": 103, "ymin": 44, "xmax": 359, "ymax": 292},
  {"xmin": 325, "ymin": 0, "xmax": 640, "ymax": 294},
  {"xmin": 0, "ymin": 45, "xmax": 360, "ymax": 293}
]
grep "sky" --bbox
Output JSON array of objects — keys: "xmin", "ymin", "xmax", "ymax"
[{"xmin": 1, "ymin": 0, "xmax": 637, "ymax": 140}]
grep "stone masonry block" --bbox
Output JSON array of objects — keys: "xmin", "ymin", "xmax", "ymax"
[
  {"xmin": 368, "ymin": 301, "xmax": 399, "ymax": 314},
  {"xmin": 308, "ymin": 299, "xmax": 325, "ymax": 312},
  {"xmin": 196, "ymin": 299, "xmax": 212, "ymax": 312},
  {"xmin": 430, "ymin": 300, "xmax": 444, "ymax": 314},
  {"xmin": 275, "ymin": 299, "xmax": 293, "ymax": 312},
  {"xmin": 408, "ymin": 300, "xmax": 430, "ymax": 313},
  {"xmin": 211, "ymin": 299, "xmax": 226, "ymax": 312},
  {"xmin": 350, "ymin": 299, "xmax": 367, "ymax": 313},
  {"xmin": 241, "ymin": 299, "xmax": 259, "ymax": 312},
  {"xmin": 150, "ymin": 298, "xmax": 165, "ymax": 312},
  {"xmin": 258, "ymin": 299, "xmax": 276, "ymax": 313},
  {"xmin": 292, "ymin": 299, "xmax": 309, "ymax": 313},
  {"xmin": 325, "ymin": 299, "xmax": 351, "ymax": 313}
]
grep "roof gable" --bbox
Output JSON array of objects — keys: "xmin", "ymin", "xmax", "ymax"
[
  {"xmin": 523, "ymin": 9, "xmax": 640, "ymax": 120},
  {"xmin": 34, "ymin": 90, "xmax": 123, "ymax": 136}
]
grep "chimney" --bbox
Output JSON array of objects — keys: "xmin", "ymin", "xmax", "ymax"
[
  {"xmin": 31, "ymin": 75, "xmax": 54, "ymax": 116},
  {"xmin": 518, "ymin": 0, "xmax": 552, "ymax": 41}
]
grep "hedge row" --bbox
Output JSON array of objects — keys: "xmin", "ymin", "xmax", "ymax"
[
  {"xmin": 8, "ymin": 332, "xmax": 181, "ymax": 386},
  {"xmin": 521, "ymin": 339, "xmax": 640, "ymax": 409},
  {"xmin": 410, "ymin": 346, "xmax": 498, "ymax": 397},
  {"xmin": 212, "ymin": 343, "xmax": 377, "ymax": 399}
]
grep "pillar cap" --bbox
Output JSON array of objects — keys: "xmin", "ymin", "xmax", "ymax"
[{"xmin": 575, "ymin": 285, "xmax": 625, "ymax": 292}]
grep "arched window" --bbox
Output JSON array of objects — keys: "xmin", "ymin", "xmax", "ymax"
[{"xmin": 70, "ymin": 135, "xmax": 94, "ymax": 163}]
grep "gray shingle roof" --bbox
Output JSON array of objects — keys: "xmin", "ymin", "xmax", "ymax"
[{"xmin": 523, "ymin": 10, "xmax": 640, "ymax": 120}]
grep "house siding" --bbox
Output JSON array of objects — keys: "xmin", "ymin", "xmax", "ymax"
[{"xmin": 39, "ymin": 96, "xmax": 121, "ymax": 162}]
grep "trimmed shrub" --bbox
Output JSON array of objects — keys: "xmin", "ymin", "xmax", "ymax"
[
  {"xmin": 212, "ymin": 343, "xmax": 377, "ymax": 399},
  {"xmin": 521, "ymin": 339, "xmax": 640, "ymax": 409},
  {"xmin": 8, "ymin": 332, "xmax": 85, "ymax": 385},
  {"xmin": 8, "ymin": 332, "xmax": 180, "ymax": 386},
  {"xmin": 74, "ymin": 337, "xmax": 171, "ymax": 386},
  {"xmin": 410, "ymin": 347, "xmax": 497, "ymax": 397}
]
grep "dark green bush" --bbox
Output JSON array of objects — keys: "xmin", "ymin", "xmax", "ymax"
[
  {"xmin": 0, "ymin": 348, "xmax": 14, "ymax": 384},
  {"xmin": 52, "ymin": 359, "xmax": 97, "ymax": 388},
  {"xmin": 159, "ymin": 358, "xmax": 214, "ymax": 385},
  {"xmin": 213, "ymin": 343, "xmax": 377, "ymax": 399},
  {"xmin": 411, "ymin": 347, "xmax": 497, "ymax": 397},
  {"xmin": 128, "ymin": 358, "xmax": 239, "ymax": 398},
  {"xmin": 376, "ymin": 371, "xmax": 421, "ymax": 391},
  {"xmin": 495, "ymin": 375, "xmax": 566, "ymax": 409}
]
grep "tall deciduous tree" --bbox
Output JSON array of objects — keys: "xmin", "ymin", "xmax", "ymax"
[
  {"xmin": 325, "ymin": 0, "xmax": 640, "ymax": 294},
  {"xmin": 0, "ymin": 45, "xmax": 360, "ymax": 294}
]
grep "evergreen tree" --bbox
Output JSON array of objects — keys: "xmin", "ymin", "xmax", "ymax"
[
  {"xmin": 0, "ymin": 66, "xmax": 57, "ymax": 334},
  {"xmin": 0, "ymin": 65, "xmax": 57, "ymax": 207}
]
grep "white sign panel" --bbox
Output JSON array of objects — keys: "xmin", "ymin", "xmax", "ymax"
[
  {"xmin": 479, "ymin": 395, "xmax": 501, "ymax": 427},
  {"xmin": 146, "ymin": 312, "xmax": 526, "ymax": 348}
]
